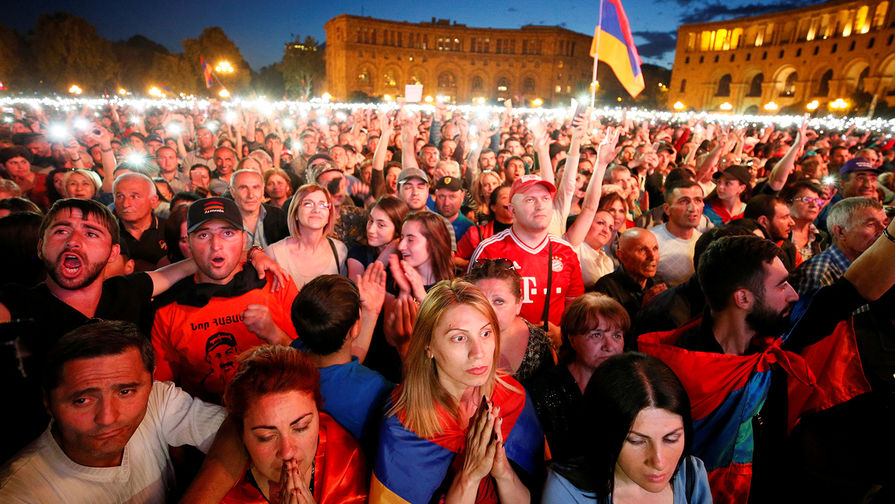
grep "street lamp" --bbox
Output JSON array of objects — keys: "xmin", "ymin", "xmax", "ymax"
[
  {"xmin": 218, "ymin": 89, "xmax": 230, "ymax": 98},
  {"xmin": 148, "ymin": 86, "xmax": 163, "ymax": 98},
  {"xmin": 532, "ymin": 98, "xmax": 543, "ymax": 107},
  {"xmin": 673, "ymin": 101, "xmax": 685, "ymax": 111},
  {"xmin": 68, "ymin": 85, "xmax": 83, "ymax": 95},
  {"xmin": 806, "ymin": 100, "xmax": 819, "ymax": 111},
  {"xmin": 720, "ymin": 102, "xmax": 733, "ymax": 111},
  {"xmin": 763, "ymin": 101, "xmax": 779, "ymax": 112},
  {"xmin": 215, "ymin": 61, "xmax": 235, "ymax": 73}
]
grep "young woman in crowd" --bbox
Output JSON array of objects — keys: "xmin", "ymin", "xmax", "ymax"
[
  {"xmin": 389, "ymin": 211, "xmax": 454, "ymax": 303},
  {"xmin": 542, "ymin": 352, "xmax": 711, "ymax": 504},
  {"xmin": 62, "ymin": 169, "xmax": 101, "ymax": 200},
  {"xmin": 526, "ymin": 293, "xmax": 629, "ymax": 463},
  {"xmin": 372, "ymin": 280, "xmax": 543, "ymax": 504},
  {"xmin": 220, "ymin": 345, "xmax": 368, "ymax": 503},
  {"xmin": 263, "ymin": 169, "xmax": 293, "ymax": 209},
  {"xmin": 467, "ymin": 258, "xmax": 555, "ymax": 383},
  {"xmin": 264, "ymin": 184, "xmax": 347, "ymax": 289},
  {"xmin": 467, "ymin": 169, "xmax": 502, "ymax": 223},
  {"xmin": 346, "ymin": 195, "xmax": 409, "ymax": 281},
  {"xmin": 703, "ymin": 165, "xmax": 751, "ymax": 226}
]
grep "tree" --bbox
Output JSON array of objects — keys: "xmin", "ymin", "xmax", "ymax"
[
  {"xmin": 32, "ymin": 13, "xmax": 117, "ymax": 93},
  {"xmin": 0, "ymin": 23, "xmax": 26, "ymax": 90},
  {"xmin": 113, "ymin": 35, "xmax": 170, "ymax": 94},
  {"xmin": 182, "ymin": 27, "xmax": 251, "ymax": 94},
  {"xmin": 148, "ymin": 53, "xmax": 198, "ymax": 96},
  {"xmin": 253, "ymin": 64, "xmax": 285, "ymax": 98},
  {"xmin": 280, "ymin": 35, "xmax": 324, "ymax": 100}
]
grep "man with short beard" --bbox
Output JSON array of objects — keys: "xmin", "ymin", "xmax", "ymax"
[
  {"xmin": 155, "ymin": 146, "xmax": 189, "ymax": 193},
  {"xmin": 639, "ymin": 231, "xmax": 895, "ymax": 503},
  {"xmin": 182, "ymin": 126, "xmax": 216, "ymax": 174}
]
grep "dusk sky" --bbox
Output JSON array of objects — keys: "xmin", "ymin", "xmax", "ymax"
[{"xmin": 8, "ymin": 0, "xmax": 824, "ymax": 70}]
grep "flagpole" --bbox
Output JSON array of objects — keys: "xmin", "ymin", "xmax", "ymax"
[{"xmin": 591, "ymin": 0, "xmax": 604, "ymax": 108}]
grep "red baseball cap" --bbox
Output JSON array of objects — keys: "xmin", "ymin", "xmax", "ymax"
[{"xmin": 509, "ymin": 174, "xmax": 556, "ymax": 199}]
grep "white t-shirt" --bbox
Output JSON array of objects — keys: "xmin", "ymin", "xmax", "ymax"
[
  {"xmin": 0, "ymin": 381, "xmax": 224, "ymax": 504},
  {"xmin": 652, "ymin": 223, "xmax": 701, "ymax": 287},
  {"xmin": 573, "ymin": 241, "xmax": 616, "ymax": 287}
]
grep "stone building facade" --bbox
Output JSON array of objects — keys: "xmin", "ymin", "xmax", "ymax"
[
  {"xmin": 324, "ymin": 15, "xmax": 596, "ymax": 105},
  {"xmin": 668, "ymin": 0, "xmax": 895, "ymax": 113}
]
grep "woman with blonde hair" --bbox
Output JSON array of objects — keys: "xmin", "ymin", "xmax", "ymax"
[
  {"xmin": 466, "ymin": 170, "xmax": 503, "ymax": 223},
  {"xmin": 264, "ymin": 184, "xmax": 347, "ymax": 289},
  {"xmin": 372, "ymin": 280, "xmax": 544, "ymax": 504},
  {"xmin": 62, "ymin": 169, "xmax": 102, "ymax": 200}
]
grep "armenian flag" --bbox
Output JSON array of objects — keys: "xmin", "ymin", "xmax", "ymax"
[
  {"xmin": 590, "ymin": 0, "xmax": 645, "ymax": 98},
  {"xmin": 201, "ymin": 57, "xmax": 214, "ymax": 89}
]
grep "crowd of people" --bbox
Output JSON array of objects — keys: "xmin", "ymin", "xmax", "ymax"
[{"xmin": 1, "ymin": 98, "xmax": 895, "ymax": 503}]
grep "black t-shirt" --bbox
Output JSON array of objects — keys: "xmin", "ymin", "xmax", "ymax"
[
  {"xmin": 0, "ymin": 273, "xmax": 154, "ymax": 462},
  {"xmin": 119, "ymin": 216, "xmax": 168, "ymax": 272}
]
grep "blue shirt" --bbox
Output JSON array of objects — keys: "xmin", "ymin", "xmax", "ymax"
[{"xmin": 449, "ymin": 213, "xmax": 475, "ymax": 243}]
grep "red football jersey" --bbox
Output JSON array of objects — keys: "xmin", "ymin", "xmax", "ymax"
[{"xmin": 469, "ymin": 228, "xmax": 584, "ymax": 326}]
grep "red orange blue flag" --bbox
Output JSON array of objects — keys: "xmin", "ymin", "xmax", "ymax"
[
  {"xmin": 590, "ymin": 0, "xmax": 645, "ymax": 98},
  {"xmin": 200, "ymin": 57, "xmax": 214, "ymax": 89}
]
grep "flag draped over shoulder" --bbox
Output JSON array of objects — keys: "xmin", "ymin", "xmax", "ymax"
[
  {"xmin": 638, "ymin": 317, "xmax": 869, "ymax": 504},
  {"xmin": 201, "ymin": 57, "xmax": 214, "ymax": 89},
  {"xmin": 590, "ymin": 0, "xmax": 645, "ymax": 98},
  {"xmin": 370, "ymin": 378, "xmax": 543, "ymax": 504}
]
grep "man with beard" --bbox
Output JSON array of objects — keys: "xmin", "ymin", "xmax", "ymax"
[
  {"xmin": 744, "ymin": 194, "xmax": 797, "ymax": 269},
  {"xmin": 638, "ymin": 231, "xmax": 895, "ymax": 503},
  {"xmin": 151, "ymin": 197, "xmax": 298, "ymax": 403},
  {"xmin": 0, "ymin": 199, "xmax": 210, "ymax": 460}
]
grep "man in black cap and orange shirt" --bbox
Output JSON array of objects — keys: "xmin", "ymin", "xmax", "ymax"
[{"xmin": 151, "ymin": 197, "xmax": 299, "ymax": 403}]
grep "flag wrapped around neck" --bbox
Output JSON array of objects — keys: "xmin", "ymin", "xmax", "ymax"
[{"xmin": 590, "ymin": 0, "xmax": 645, "ymax": 98}]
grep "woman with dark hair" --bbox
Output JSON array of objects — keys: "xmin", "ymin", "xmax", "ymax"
[
  {"xmin": 219, "ymin": 345, "xmax": 368, "ymax": 503},
  {"xmin": 371, "ymin": 280, "xmax": 543, "ymax": 504},
  {"xmin": 457, "ymin": 185, "xmax": 514, "ymax": 264},
  {"xmin": 526, "ymin": 293, "xmax": 629, "ymax": 463},
  {"xmin": 703, "ymin": 165, "xmax": 752, "ymax": 226},
  {"xmin": 467, "ymin": 258, "xmax": 554, "ymax": 383},
  {"xmin": 542, "ymin": 353, "xmax": 711, "ymax": 504},
  {"xmin": 389, "ymin": 211, "xmax": 454, "ymax": 303},
  {"xmin": 346, "ymin": 195, "xmax": 409, "ymax": 281},
  {"xmin": 163, "ymin": 204, "xmax": 191, "ymax": 263}
]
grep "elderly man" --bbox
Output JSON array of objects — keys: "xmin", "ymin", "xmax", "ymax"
[
  {"xmin": 230, "ymin": 169, "xmax": 288, "ymax": 249},
  {"xmin": 114, "ymin": 172, "xmax": 167, "ymax": 271},
  {"xmin": 593, "ymin": 228, "xmax": 667, "ymax": 321},
  {"xmin": 470, "ymin": 174, "xmax": 584, "ymax": 339},
  {"xmin": 816, "ymin": 157, "xmax": 881, "ymax": 232},
  {"xmin": 791, "ymin": 197, "xmax": 887, "ymax": 298},
  {"xmin": 0, "ymin": 320, "xmax": 224, "ymax": 503},
  {"xmin": 151, "ymin": 197, "xmax": 298, "ymax": 402},
  {"xmin": 650, "ymin": 179, "xmax": 705, "ymax": 287}
]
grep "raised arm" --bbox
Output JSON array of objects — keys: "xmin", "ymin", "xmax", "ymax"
[
  {"xmin": 564, "ymin": 128, "xmax": 618, "ymax": 246},
  {"xmin": 401, "ymin": 111, "xmax": 421, "ymax": 170},
  {"xmin": 843, "ymin": 217, "xmax": 895, "ymax": 301},
  {"xmin": 765, "ymin": 118, "xmax": 808, "ymax": 192}
]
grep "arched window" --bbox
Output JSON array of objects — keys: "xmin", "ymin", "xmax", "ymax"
[
  {"xmin": 680, "ymin": 79, "xmax": 687, "ymax": 93},
  {"xmin": 472, "ymin": 76, "xmax": 483, "ymax": 91},
  {"xmin": 746, "ymin": 73, "xmax": 763, "ymax": 97},
  {"xmin": 383, "ymin": 69, "xmax": 397, "ymax": 88},
  {"xmin": 716, "ymin": 74, "xmax": 732, "ymax": 97},
  {"xmin": 438, "ymin": 71, "xmax": 456, "ymax": 89},
  {"xmin": 357, "ymin": 68, "xmax": 371, "ymax": 85},
  {"xmin": 497, "ymin": 78, "xmax": 510, "ymax": 92},
  {"xmin": 817, "ymin": 69, "xmax": 833, "ymax": 96},
  {"xmin": 857, "ymin": 67, "xmax": 869, "ymax": 92},
  {"xmin": 408, "ymin": 71, "xmax": 423, "ymax": 85},
  {"xmin": 523, "ymin": 77, "xmax": 535, "ymax": 92},
  {"xmin": 782, "ymin": 72, "xmax": 797, "ymax": 97}
]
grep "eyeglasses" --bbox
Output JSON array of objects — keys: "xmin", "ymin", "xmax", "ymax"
[
  {"xmin": 793, "ymin": 196, "xmax": 824, "ymax": 206},
  {"xmin": 300, "ymin": 200, "xmax": 331, "ymax": 210},
  {"xmin": 473, "ymin": 257, "xmax": 515, "ymax": 270}
]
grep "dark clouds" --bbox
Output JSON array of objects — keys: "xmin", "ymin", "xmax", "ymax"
[
  {"xmin": 679, "ymin": 0, "xmax": 818, "ymax": 25},
  {"xmin": 633, "ymin": 30, "xmax": 677, "ymax": 59}
]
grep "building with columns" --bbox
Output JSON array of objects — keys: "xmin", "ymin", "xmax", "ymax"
[
  {"xmin": 668, "ymin": 0, "xmax": 895, "ymax": 114},
  {"xmin": 323, "ymin": 15, "xmax": 596, "ymax": 105}
]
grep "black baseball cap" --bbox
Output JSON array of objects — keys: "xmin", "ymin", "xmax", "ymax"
[
  {"xmin": 187, "ymin": 197, "xmax": 244, "ymax": 233},
  {"xmin": 435, "ymin": 176, "xmax": 463, "ymax": 191}
]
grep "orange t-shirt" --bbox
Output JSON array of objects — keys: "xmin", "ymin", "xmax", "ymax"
[{"xmin": 152, "ymin": 273, "xmax": 299, "ymax": 402}]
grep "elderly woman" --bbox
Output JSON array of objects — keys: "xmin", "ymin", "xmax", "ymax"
[
  {"xmin": 219, "ymin": 345, "xmax": 368, "ymax": 503},
  {"xmin": 526, "ymin": 293, "xmax": 629, "ymax": 462},
  {"xmin": 263, "ymin": 169, "xmax": 293, "ymax": 209},
  {"xmin": 63, "ymin": 169, "xmax": 102, "ymax": 200},
  {"xmin": 467, "ymin": 258, "xmax": 554, "ymax": 383},
  {"xmin": 542, "ymin": 353, "xmax": 711, "ymax": 504},
  {"xmin": 372, "ymin": 280, "xmax": 544, "ymax": 504},
  {"xmin": 264, "ymin": 184, "xmax": 347, "ymax": 289}
]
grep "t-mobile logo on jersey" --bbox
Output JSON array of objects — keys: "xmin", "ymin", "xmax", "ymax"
[{"xmin": 521, "ymin": 276, "xmax": 537, "ymax": 304}]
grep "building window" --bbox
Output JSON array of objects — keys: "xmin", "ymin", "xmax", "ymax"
[
  {"xmin": 817, "ymin": 69, "xmax": 833, "ymax": 96},
  {"xmin": 782, "ymin": 72, "xmax": 797, "ymax": 97},
  {"xmin": 888, "ymin": 34, "xmax": 894, "ymax": 45},
  {"xmin": 716, "ymin": 74, "xmax": 732, "ymax": 97},
  {"xmin": 714, "ymin": 55, "xmax": 719, "ymax": 63},
  {"xmin": 472, "ymin": 76, "xmax": 483, "ymax": 91},
  {"xmin": 858, "ymin": 66, "xmax": 869, "ymax": 92},
  {"xmin": 796, "ymin": 48, "xmax": 802, "ymax": 57},
  {"xmin": 384, "ymin": 69, "xmax": 397, "ymax": 88},
  {"xmin": 869, "ymin": 37, "xmax": 875, "ymax": 48},
  {"xmin": 699, "ymin": 55, "xmax": 704, "ymax": 63},
  {"xmin": 730, "ymin": 54, "xmax": 735, "ymax": 62},
  {"xmin": 849, "ymin": 40, "xmax": 856, "ymax": 51},
  {"xmin": 814, "ymin": 46, "xmax": 820, "ymax": 55},
  {"xmin": 523, "ymin": 77, "xmax": 535, "ymax": 92},
  {"xmin": 680, "ymin": 79, "xmax": 687, "ymax": 93},
  {"xmin": 438, "ymin": 71, "xmax": 457, "ymax": 89},
  {"xmin": 685, "ymin": 56, "xmax": 690, "ymax": 64},
  {"xmin": 779, "ymin": 50, "xmax": 784, "ymax": 58},
  {"xmin": 831, "ymin": 43, "xmax": 837, "ymax": 53},
  {"xmin": 747, "ymin": 73, "xmax": 764, "ymax": 97},
  {"xmin": 497, "ymin": 78, "xmax": 510, "ymax": 92},
  {"xmin": 762, "ymin": 51, "xmax": 767, "ymax": 60},
  {"xmin": 357, "ymin": 69, "xmax": 371, "ymax": 85},
  {"xmin": 746, "ymin": 53, "xmax": 751, "ymax": 61}
]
